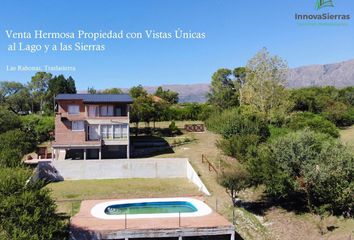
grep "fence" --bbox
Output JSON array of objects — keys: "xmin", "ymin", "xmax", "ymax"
[
  {"xmin": 185, "ymin": 124, "xmax": 205, "ymax": 132},
  {"xmin": 201, "ymin": 154, "xmax": 219, "ymax": 176}
]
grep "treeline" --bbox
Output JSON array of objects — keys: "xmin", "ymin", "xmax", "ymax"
[
  {"xmin": 206, "ymin": 48, "xmax": 354, "ymax": 216},
  {"xmin": 127, "ymin": 85, "xmax": 213, "ymax": 129},
  {"xmin": 0, "ymin": 72, "xmax": 76, "ymax": 115}
]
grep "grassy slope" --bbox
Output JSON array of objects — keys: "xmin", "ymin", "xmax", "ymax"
[
  {"xmin": 340, "ymin": 126, "xmax": 354, "ymax": 149},
  {"xmin": 154, "ymin": 122, "xmax": 354, "ymax": 240}
]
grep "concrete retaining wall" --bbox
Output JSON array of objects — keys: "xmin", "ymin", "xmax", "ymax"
[
  {"xmin": 186, "ymin": 161, "xmax": 210, "ymax": 195},
  {"xmin": 46, "ymin": 158, "xmax": 210, "ymax": 195}
]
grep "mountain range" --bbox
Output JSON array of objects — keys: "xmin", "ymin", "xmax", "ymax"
[{"xmin": 142, "ymin": 59, "xmax": 354, "ymax": 102}]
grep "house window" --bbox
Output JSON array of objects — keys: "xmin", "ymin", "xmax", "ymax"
[
  {"xmin": 122, "ymin": 124, "xmax": 128, "ymax": 137},
  {"xmin": 114, "ymin": 107, "xmax": 122, "ymax": 116},
  {"xmin": 68, "ymin": 105, "xmax": 80, "ymax": 115},
  {"xmin": 113, "ymin": 125, "xmax": 122, "ymax": 138},
  {"xmin": 88, "ymin": 105, "xmax": 98, "ymax": 117},
  {"xmin": 100, "ymin": 105, "xmax": 114, "ymax": 116},
  {"xmin": 72, "ymin": 121, "xmax": 84, "ymax": 131},
  {"xmin": 88, "ymin": 125, "xmax": 99, "ymax": 140},
  {"xmin": 113, "ymin": 124, "xmax": 128, "ymax": 139},
  {"xmin": 100, "ymin": 125, "xmax": 110, "ymax": 139}
]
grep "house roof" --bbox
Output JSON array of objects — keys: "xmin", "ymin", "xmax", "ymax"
[{"xmin": 55, "ymin": 94, "xmax": 133, "ymax": 103}]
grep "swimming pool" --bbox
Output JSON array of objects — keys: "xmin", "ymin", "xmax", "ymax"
[{"xmin": 90, "ymin": 197, "xmax": 212, "ymax": 219}]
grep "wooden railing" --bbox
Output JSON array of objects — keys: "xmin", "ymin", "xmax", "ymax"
[{"xmin": 201, "ymin": 154, "xmax": 219, "ymax": 176}]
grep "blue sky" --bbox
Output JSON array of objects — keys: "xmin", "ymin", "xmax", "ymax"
[{"xmin": 0, "ymin": 0, "xmax": 353, "ymax": 90}]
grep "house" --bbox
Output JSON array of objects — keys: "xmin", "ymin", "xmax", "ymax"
[{"xmin": 52, "ymin": 94, "xmax": 133, "ymax": 160}]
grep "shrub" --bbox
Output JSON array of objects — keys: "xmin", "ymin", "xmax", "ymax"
[
  {"xmin": 205, "ymin": 108, "xmax": 270, "ymax": 140},
  {"xmin": 218, "ymin": 165, "xmax": 251, "ymax": 206},
  {"xmin": 20, "ymin": 114, "xmax": 55, "ymax": 142},
  {"xmin": 248, "ymin": 130, "xmax": 354, "ymax": 215},
  {"xmin": 0, "ymin": 108, "xmax": 21, "ymax": 134},
  {"xmin": 0, "ymin": 168, "xmax": 68, "ymax": 239},
  {"xmin": 322, "ymin": 102, "xmax": 354, "ymax": 127},
  {"xmin": 287, "ymin": 112, "xmax": 339, "ymax": 138},
  {"xmin": 168, "ymin": 121, "xmax": 181, "ymax": 136},
  {"xmin": 268, "ymin": 125, "xmax": 291, "ymax": 141},
  {"xmin": 0, "ymin": 129, "xmax": 36, "ymax": 167},
  {"xmin": 217, "ymin": 134, "xmax": 260, "ymax": 162}
]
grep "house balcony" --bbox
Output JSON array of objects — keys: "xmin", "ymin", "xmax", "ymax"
[{"xmin": 87, "ymin": 124, "xmax": 129, "ymax": 146}]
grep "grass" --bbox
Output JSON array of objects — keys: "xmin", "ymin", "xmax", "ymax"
[
  {"xmin": 153, "ymin": 123, "xmax": 354, "ymax": 240},
  {"xmin": 340, "ymin": 125, "xmax": 354, "ymax": 149},
  {"xmin": 47, "ymin": 178, "xmax": 200, "ymax": 216},
  {"xmin": 131, "ymin": 120, "xmax": 204, "ymax": 129},
  {"xmin": 48, "ymin": 121, "xmax": 354, "ymax": 239}
]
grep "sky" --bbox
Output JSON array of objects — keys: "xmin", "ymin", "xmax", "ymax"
[{"xmin": 0, "ymin": 0, "xmax": 353, "ymax": 90}]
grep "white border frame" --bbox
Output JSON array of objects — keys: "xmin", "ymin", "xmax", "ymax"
[{"xmin": 90, "ymin": 197, "xmax": 212, "ymax": 220}]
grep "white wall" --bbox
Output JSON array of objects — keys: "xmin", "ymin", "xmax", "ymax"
[
  {"xmin": 46, "ymin": 158, "xmax": 210, "ymax": 195},
  {"xmin": 186, "ymin": 161, "xmax": 210, "ymax": 195}
]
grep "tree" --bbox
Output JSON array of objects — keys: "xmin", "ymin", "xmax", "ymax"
[
  {"xmin": 151, "ymin": 99, "xmax": 169, "ymax": 129},
  {"xmin": 218, "ymin": 165, "xmax": 251, "ymax": 206},
  {"xmin": 0, "ymin": 81, "xmax": 24, "ymax": 102},
  {"xmin": 338, "ymin": 86, "xmax": 354, "ymax": 106},
  {"xmin": 241, "ymin": 48, "xmax": 291, "ymax": 122},
  {"xmin": 87, "ymin": 87, "xmax": 97, "ymax": 94},
  {"xmin": 0, "ymin": 81, "xmax": 31, "ymax": 114},
  {"xmin": 130, "ymin": 95, "xmax": 155, "ymax": 135},
  {"xmin": 0, "ymin": 107, "xmax": 21, "ymax": 134},
  {"xmin": 205, "ymin": 107, "xmax": 270, "ymax": 140},
  {"xmin": 101, "ymin": 88, "xmax": 124, "ymax": 94},
  {"xmin": 322, "ymin": 101, "xmax": 353, "ymax": 127},
  {"xmin": 233, "ymin": 67, "xmax": 247, "ymax": 105},
  {"xmin": 207, "ymin": 68, "xmax": 239, "ymax": 108},
  {"xmin": 155, "ymin": 87, "xmax": 179, "ymax": 104},
  {"xmin": 0, "ymin": 167, "xmax": 68, "ymax": 239},
  {"xmin": 248, "ymin": 130, "xmax": 354, "ymax": 215},
  {"xmin": 129, "ymin": 85, "xmax": 147, "ymax": 99},
  {"xmin": 29, "ymin": 72, "xmax": 52, "ymax": 113},
  {"xmin": 47, "ymin": 75, "xmax": 77, "ymax": 111},
  {"xmin": 291, "ymin": 87, "xmax": 327, "ymax": 113},
  {"xmin": 287, "ymin": 112, "xmax": 339, "ymax": 138},
  {"xmin": 20, "ymin": 115, "xmax": 55, "ymax": 142},
  {"xmin": 217, "ymin": 134, "xmax": 260, "ymax": 162},
  {"xmin": 0, "ymin": 129, "xmax": 36, "ymax": 167}
]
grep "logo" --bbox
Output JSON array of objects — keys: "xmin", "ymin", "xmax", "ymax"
[
  {"xmin": 315, "ymin": 0, "xmax": 334, "ymax": 10},
  {"xmin": 294, "ymin": 0, "xmax": 350, "ymax": 26}
]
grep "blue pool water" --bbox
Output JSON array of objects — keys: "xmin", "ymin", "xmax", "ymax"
[{"xmin": 105, "ymin": 201, "xmax": 198, "ymax": 215}]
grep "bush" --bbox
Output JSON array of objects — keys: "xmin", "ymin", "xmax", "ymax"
[
  {"xmin": 248, "ymin": 130, "xmax": 354, "ymax": 215},
  {"xmin": 287, "ymin": 112, "xmax": 339, "ymax": 138},
  {"xmin": 217, "ymin": 134, "xmax": 260, "ymax": 162},
  {"xmin": 218, "ymin": 166, "xmax": 251, "ymax": 206},
  {"xmin": 168, "ymin": 121, "xmax": 181, "ymax": 136},
  {"xmin": 322, "ymin": 102, "xmax": 354, "ymax": 127},
  {"xmin": 0, "ymin": 168, "xmax": 68, "ymax": 239},
  {"xmin": 0, "ymin": 129, "xmax": 36, "ymax": 167},
  {"xmin": 0, "ymin": 108, "xmax": 21, "ymax": 134},
  {"xmin": 268, "ymin": 125, "xmax": 291, "ymax": 141},
  {"xmin": 20, "ymin": 115, "xmax": 55, "ymax": 142},
  {"xmin": 205, "ymin": 108, "xmax": 270, "ymax": 140}
]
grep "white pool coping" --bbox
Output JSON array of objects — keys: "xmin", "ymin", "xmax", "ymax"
[{"xmin": 90, "ymin": 197, "xmax": 213, "ymax": 220}]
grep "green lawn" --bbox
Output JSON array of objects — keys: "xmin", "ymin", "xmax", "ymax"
[{"xmin": 47, "ymin": 178, "xmax": 200, "ymax": 215}]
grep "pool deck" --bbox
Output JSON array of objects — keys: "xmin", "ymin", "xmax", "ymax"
[{"xmin": 70, "ymin": 197, "xmax": 235, "ymax": 240}]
